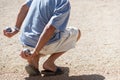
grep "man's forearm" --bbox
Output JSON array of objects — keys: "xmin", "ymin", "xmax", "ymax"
[
  {"xmin": 15, "ymin": 4, "xmax": 29, "ymax": 29},
  {"xmin": 33, "ymin": 25, "xmax": 56, "ymax": 54}
]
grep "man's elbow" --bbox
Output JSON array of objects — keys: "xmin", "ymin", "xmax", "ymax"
[
  {"xmin": 45, "ymin": 25, "xmax": 56, "ymax": 36},
  {"xmin": 46, "ymin": 25, "xmax": 56, "ymax": 32},
  {"xmin": 20, "ymin": 4, "xmax": 29, "ymax": 13}
]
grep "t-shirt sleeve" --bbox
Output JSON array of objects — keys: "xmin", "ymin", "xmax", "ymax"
[
  {"xmin": 25, "ymin": 0, "xmax": 33, "ymax": 7},
  {"xmin": 48, "ymin": 1, "xmax": 71, "ymax": 31}
]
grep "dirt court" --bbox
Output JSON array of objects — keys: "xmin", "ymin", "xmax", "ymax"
[{"xmin": 0, "ymin": 0, "xmax": 120, "ymax": 80}]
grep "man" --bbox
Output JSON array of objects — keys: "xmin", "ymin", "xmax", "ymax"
[{"xmin": 3, "ymin": 0, "xmax": 81, "ymax": 76}]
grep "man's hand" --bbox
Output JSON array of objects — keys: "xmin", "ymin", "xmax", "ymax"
[
  {"xmin": 20, "ymin": 50, "xmax": 39, "ymax": 61},
  {"xmin": 3, "ymin": 28, "xmax": 19, "ymax": 38},
  {"xmin": 20, "ymin": 50, "xmax": 31, "ymax": 60}
]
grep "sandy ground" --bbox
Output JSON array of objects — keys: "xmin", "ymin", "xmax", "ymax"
[{"xmin": 0, "ymin": 0, "xmax": 120, "ymax": 80}]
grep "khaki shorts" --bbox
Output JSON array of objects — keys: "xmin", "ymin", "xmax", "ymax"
[{"xmin": 23, "ymin": 27, "xmax": 79, "ymax": 55}]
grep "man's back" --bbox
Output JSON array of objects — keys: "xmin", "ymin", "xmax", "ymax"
[{"xmin": 20, "ymin": 0, "xmax": 71, "ymax": 47}]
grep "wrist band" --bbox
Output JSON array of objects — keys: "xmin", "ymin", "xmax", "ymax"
[{"xmin": 14, "ymin": 26, "xmax": 20, "ymax": 31}]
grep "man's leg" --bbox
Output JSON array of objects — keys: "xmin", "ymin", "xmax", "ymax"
[
  {"xmin": 43, "ymin": 52, "xmax": 65, "ymax": 72},
  {"xmin": 27, "ymin": 54, "xmax": 41, "ymax": 69},
  {"xmin": 43, "ymin": 29, "xmax": 81, "ymax": 71},
  {"xmin": 77, "ymin": 29, "xmax": 81, "ymax": 41},
  {"xmin": 24, "ymin": 54, "xmax": 42, "ymax": 76},
  {"xmin": 20, "ymin": 51, "xmax": 41, "ymax": 69}
]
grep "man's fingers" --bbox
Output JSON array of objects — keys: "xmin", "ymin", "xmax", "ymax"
[
  {"xmin": 20, "ymin": 51, "xmax": 31, "ymax": 60},
  {"xmin": 20, "ymin": 52, "xmax": 26, "ymax": 58},
  {"xmin": 3, "ymin": 30, "xmax": 7, "ymax": 36},
  {"xmin": 20, "ymin": 52, "xmax": 27, "ymax": 58},
  {"xmin": 3, "ymin": 30, "xmax": 12, "ymax": 38}
]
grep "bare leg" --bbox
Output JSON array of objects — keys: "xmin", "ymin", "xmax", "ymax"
[
  {"xmin": 43, "ymin": 52, "xmax": 65, "ymax": 72},
  {"xmin": 24, "ymin": 55, "xmax": 42, "ymax": 76},
  {"xmin": 27, "ymin": 54, "xmax": 41, "ymax": 69},
  {"xmin": 43, "ymin": 29, "xmax": 81, "ymax": 71},
  {"xmin": 25, "ymin": 28, "xmax": 81, "ymax": 71},
  {"xmin": 77, "ymin": 29, "xmax": 81, "ymax": 42}
]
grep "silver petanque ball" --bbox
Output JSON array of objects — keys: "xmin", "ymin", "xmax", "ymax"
[
  {"xmin": 23, "ymin": 49, "xmax": 31, "ymax": 55},
  {"xmin": 5, "ymin": 27, "xmax": 12, "ymax": 32}
]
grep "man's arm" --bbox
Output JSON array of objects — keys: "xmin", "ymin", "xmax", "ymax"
[
  {"xmin": 33, "ymin": 25, "xmax": 56, "ymax": 55},
  {"xmin": 15, "ymin": 4, "xmax": 29, "ymax": 30},
  {"xmin": 3, "ymin": 4, "xmax": 29, "ymax": 38}
]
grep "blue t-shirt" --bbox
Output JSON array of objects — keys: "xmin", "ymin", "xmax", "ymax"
[{"xmin": 20, "ymin": 0, "xmax": 71, "ymax": 48}]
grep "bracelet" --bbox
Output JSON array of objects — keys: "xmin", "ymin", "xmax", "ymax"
[{"xmin": 14, "ymin": 26, "xmax": 20, "ymax": 31}]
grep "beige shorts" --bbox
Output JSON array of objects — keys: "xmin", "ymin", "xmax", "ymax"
[{"xmin": 23, "ymin": 27, "xmax": 79, "ymax": 55}]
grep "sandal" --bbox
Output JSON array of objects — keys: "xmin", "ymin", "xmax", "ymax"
[
  {"xmin": 41, "ymin": 67, "xmax": 63, "ymax": 76},
  {"xmin": 25, "ymin": 64, "xmax": 41, "ymax": 76}
]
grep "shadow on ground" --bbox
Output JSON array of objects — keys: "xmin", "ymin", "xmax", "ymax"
[{"xmin": 25, "ymin": 67, "xmax": 105, "ymax": 80}]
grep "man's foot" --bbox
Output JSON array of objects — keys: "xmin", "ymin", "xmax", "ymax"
[
  {"xmin": 26, "ymin": 54, "xmax": 40, "ymax": 76},
  {"xmin": 43, "ymin": 61, "xmax": 57, "ymax": 72},
  {"xmin": 41, "ymin": 67, "xmax": 63, "ymax": 76},
  {"xmin": 25, "ymin": 64, "xmax": 41, "ymax": 76},
  {"xmin": 42, "ymin": 52, "xmax": 65, "ymax": 76}
]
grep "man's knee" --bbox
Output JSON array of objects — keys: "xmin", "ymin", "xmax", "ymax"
[{"xmin": 77, "ymin": 29, "xmax": 81, "ymax": 41}]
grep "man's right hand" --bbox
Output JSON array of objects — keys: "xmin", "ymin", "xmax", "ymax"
[{"xmin": 3, "ymin": 27, "xmax": 19, "ymax": 38}]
